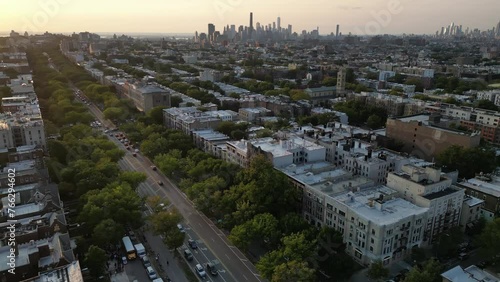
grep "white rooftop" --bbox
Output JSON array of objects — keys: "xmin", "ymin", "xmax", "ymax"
[
  {"xmin": 441, "ymin": 265, "xmax": 499, "ymax": 282},
  {"xmin": 460, "ymin": 178, "xmax": 500, "ymax": 198},
  {"xmin": 334, "ymin": 186, "xmax": 428, "ymax": 225}
]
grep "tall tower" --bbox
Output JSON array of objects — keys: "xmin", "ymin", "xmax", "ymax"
[
  {"xmin": 249, "ymin": 12, "xmax": 253, "ymax": 40},
  {"xmin": 337, "ymin": 67, "xmax": 346, "ymax": 97},
  {"xmin": 208, "ymin": 23, "xmax": 215, "ymax": 43},
  {"xmin": 336, "ymin": 24, "xmax": 340, "ymax": 37},
  {"xmin": 277, "ymin": 17, "xmax": 281, "ymax": 32}
]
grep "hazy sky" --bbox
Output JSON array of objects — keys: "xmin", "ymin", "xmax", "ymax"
[{"xmin": 1, "ymin": 0, "xmax": 498, "ymax": 36}]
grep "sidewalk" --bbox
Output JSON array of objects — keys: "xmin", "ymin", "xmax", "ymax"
[
  {"xmin": 106, "ymin": 256, "xmax": 129, "ymax": 282},
  {"xmin": 140, "ymin": 227, "xmax": 188, "ymax": 282}
]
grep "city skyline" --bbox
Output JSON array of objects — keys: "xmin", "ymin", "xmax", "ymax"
[{"xmin": 0, "ymin": 0, "xmax": 499, "ymax": 36}]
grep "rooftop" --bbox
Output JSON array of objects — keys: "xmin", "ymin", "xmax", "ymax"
[
  {"xmin": 459, "ymin": 178, "xmax": 500, "ymax": 198},
  {"xmin": 334, "ymin": 186, "xmax": 428, "ymax": 225},
  {"xmin": 441, "ymin": 265, "xmax": 499, "ymax": 282}
]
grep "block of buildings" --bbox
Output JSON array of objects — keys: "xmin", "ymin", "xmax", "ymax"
[{"xmin": 386, "ymin": 114, "xmax": 481, "ymax": 161}]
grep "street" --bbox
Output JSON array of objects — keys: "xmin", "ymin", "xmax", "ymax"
[{"xmin": 76, "ymin": 89, "xmax": 263, "ymax": 282}]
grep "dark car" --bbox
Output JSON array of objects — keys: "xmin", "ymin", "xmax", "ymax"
[
  {"xmin": 188, "ymin": 239, "xmax": 198, "ymax": 249},
  {"xmin": 206, "ymin": 262, "xmax": 218, "ymax": 276},
  {"xmin": 158, "ymin": 181, "xmax": 163, "ymax": 186}
]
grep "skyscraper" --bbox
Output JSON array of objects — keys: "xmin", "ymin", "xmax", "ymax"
[
  {"xmin": 336, "ymin": 24, "xmax": 340, "ymax": 37},
  {"xmin": 496, "ymin": 21, "xmax": 500, "ymax": 37},
  {"xmin": 208, "ymin": 23, "xmax": 215, "ymax": 43},
  {"xmin": 277, "ymin": 17, "xmax": 281, "ymax": 32},
  {"xmin": 249, "ymin": 12, "xmax": 253, "ymax": 40}
]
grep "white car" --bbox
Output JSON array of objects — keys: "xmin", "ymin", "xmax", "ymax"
[
  {"xmin": 195, "ymin": 264, "xmax": 206, "ymax": 278},
  {"xmin": 121, "ymin": 256, "xmax": 127, "ymax": 265}
]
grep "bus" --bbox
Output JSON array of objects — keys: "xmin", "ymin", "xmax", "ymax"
[{"xmin": 122, "ymin": 236, "xmax": 136, "ymax": 260}]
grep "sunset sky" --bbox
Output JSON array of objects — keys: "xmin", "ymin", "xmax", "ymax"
[{"xmin": 1, "ymin": 0, "xmax": 498, "ymax": 36}]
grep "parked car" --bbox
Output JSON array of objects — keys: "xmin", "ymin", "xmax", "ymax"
[
  {"xmin": 157, "ymin": 181, "xmax": 163, "ymax": 186},
  {"xmin": 206, "ymin": 262, "xmax": 218, "ymax": 276},
  {"xmin": 142, "ymin": 255, "xmax": 151, "ymax": 268},
  {"xmin": 188, "ymin": 239, "xmax": 198, "ymax": 249},
  {"xmin": 184, "ymin": 249, "xmax": 193, "ymax": 261},
  {"xmin": 146, "ymin": 266, "xmax": 157, "ymax": 280},
  {"xmin": 195, "ymin": 264, "xmax": 206, "ymax": 278},
  {"xmin": 177, "ymin": 224, "xmax": 185, "ymax": 233},
  {"xmin": 459, "ymin": 252, "xmax": 469, "ymax": 261},
  {"xmin": 151, "ymin": 165, "xmax": 157, "ymax": 171},
  {"xmin": 121, "ymin": 256, "xmax": 127, "ymax": 265}
]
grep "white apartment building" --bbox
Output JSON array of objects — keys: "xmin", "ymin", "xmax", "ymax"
[
  {"xmin": 163, "ymin": 107, "xmax": 222, "ymax": 135},
  {"xmin": 386, "ymin": 165, "xmax": 465, "ymax": 243},
  {"xmin": 248, "ymin": 137, "xmax": 326, "ymax": 168},
  {"xmin": 332, "ymin": 186, "xmax": 428, "ymax": 265},
  {"xmin": 460, "ymin": 195, "xmax": 484, "ymax": 231},
  {"xmin": 475, "ymin": 109, "xmax": 500, "ymax": 127},
  {"xmin": 224, "ymin": 140, "xmax": 250, "ymax": 167}
]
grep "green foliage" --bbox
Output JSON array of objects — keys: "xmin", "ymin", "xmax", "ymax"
[
  {"xmin": 436, "ymin": 145, "xmax": 497, "ymax": 178},
  {"xmin": 147, "ymin": 106, "xmax": 166, "ymax": 125},
  {"xmin": 478, "ymin": 218, "xmax": 500, "ymax": 262},
  {"xmin": 78, "ymin": 183, "xmax": 143, "ymax": 231},
  {"xmin": 234, "ymin": 79, "xmax": 275, "ymax": 93},
  {"xmin": 403, "ymin": 258, "xmax": 442, "ymax": 282},
  {"xmin": 334, "ymin": 100, "xmax": 387, "ymax": 126},
  {"xmin": 475, "ymin": 99, "xmax": 498, "ymax": 111},
  {"xmin": 92, "ymin": 219, "xmax": 125, "ymax": 248},
  {"xmin": 366, "ymin": 114, "xmax": 384, "ymax": 129},
  {"xmin": 0, "ymin": 86, "xmax": 12, "ymax": 99},
  {"xmin": 256, "ymin": 232, "xmax": 316, "ymax": 280},
  {"xmin": 367, "ymin": 261, "xmax": 389, "ymax": 280},
  {"xmin": 119, "ymin": 171, "xmax": 147, "ymax": 189},
  {"xmin": 290, "ymin": 89, "xmax": 311, "ymax": 101},
  {"xmin": 149, "ymin": 209, "xmax": 185, "ymax": 249},
  {"xmin": 85, "ymin": 245, "xmax": 108, "ymax": 278},
  {"xmin": 216, "ymin": 121, "xmax": 249, "ymax": 138},
  {"xmin": 298, "ymin": 113, "xmax": 339, "ymax": 126}
]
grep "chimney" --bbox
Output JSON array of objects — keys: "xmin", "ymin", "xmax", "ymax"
[{"xmin": 368, "ymin": 149, "xmax": 372, "ymax": 158}]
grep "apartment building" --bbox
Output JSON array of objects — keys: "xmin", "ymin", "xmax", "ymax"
[
  {"xmin": 386, "ymin": 114, "xmax": 481, "ymax": 161},
  {"xmin": 333, "ymin": 186, "xmax": 428, "ymax": 265},
  {"xmin": 238, "ymin": 107, "xmax": 271, "ymax": 122},
  {"xmin": 457, "ymin": 175, "xmax": 500, "ymax": 220},
  {"xmin": 460, "ymin": 195, "xmax": 484, "ymax": 231},
  {"xmin": 305, "ymin": 86, "xmax": 337, "ymax": 105},
  {"xmin": 386, "ymin": 165, "xmax": 465, "ymax": 243},
  {"xmin": 191, "ymin": 129, "xmax": 230, "ymax": 157},
  {"xmin": 247, "ymin": 137, "xmax": 326, "ymax": 168},
  {"xmin": 163, "ymin": 107, "xmax": 222, "ymax": 135},
  {"xmin": 120, "ymin": 83, "xmax": 172, "ymax": 112}
]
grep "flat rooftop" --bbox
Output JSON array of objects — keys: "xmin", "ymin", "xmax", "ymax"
[
  {"xmin": 335, "ymin": 186, "xmax": 428, "ymax": 225},
  {"xmin": 459, "ymin": 178, "xmax": 500, "ymax": 198}
]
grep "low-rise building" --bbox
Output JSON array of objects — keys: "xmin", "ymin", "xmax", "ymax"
[
  {"xmin": 305, "ymin": 86, "xmax": 336, "ymax": 105},
  {"xmin": 121, "ymin": 83, "xmax": 171, "ymax": 112},
  {"xmin": 238, "ymin": 107, "xmax": 271, "ymax": 122},
  {"xmin": 441, "ymin": 265, "xmax": 500, "ymax": 282}
]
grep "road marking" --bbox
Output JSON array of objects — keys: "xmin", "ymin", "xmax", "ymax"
[{"xmin": 242, "ymin": 274, "xmax": 249, "ymax": 281}]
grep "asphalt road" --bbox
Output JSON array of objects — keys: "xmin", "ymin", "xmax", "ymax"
[{"xmin": 74, "ymin": 91, "xmax": 263, "ymax": 282}]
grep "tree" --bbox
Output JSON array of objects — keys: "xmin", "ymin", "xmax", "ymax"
[
  {"xmin": 103, "ymin": 107, "xmax": 125, "ymax": 121},
  {"xmin": 154, "ymin": 150, "xmax": 183, "ymax": 177},
  {"xmin": 437, "ymin": 145, "xmax": 497, "ymax": 178},
  {"xmin": 366, "ymin": 114, "xmax": 383, "ymax": 129},
  {"xmin": 170, "ymin": 96, "xmax": 183, "ymax": 107},
  {"xmin": 150, "ymin": 209, "xmax": 183, "ymax": 235},
  {"xmin": 475, "ymin": 99, "xmax": 498, "ymax": 111},
  {"xmin": 271, "ymin": 260, "xmax": 316, "ymax": 282},
  {"xmin": 78, "ymin": 183, "xmax": 143, "ymax": 231},
  {"xmin": 403, "ymin": 258, "xmax": 442, "ymax": 282},
  {"xmin": 119, "ymin": 171, "xmax": 147, "ymax": 189},
  {"xmin": 478, "ymin": 218, "xmax": 500, "ymax": 262},
  {"xmin": 85, "ymin": 245, "xmax": 108, "ymax": 279},
  {"xmin": 367, "ymin": 261, "xmax": 389, "ymax": 280},
  {"xmin": 92, "ymin": 219, "xmax": 124, "ymax": 248},
  {"xmin": 148, "ymin": 106, "xmax": 167, "ymax": 125},
  {"xmin": 289, "ymin": 90, "xmax": 311, "ymax": 101},
  {"xmin": 433, "ymin": 226, "xmax": 464, "ymax": 259}
]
